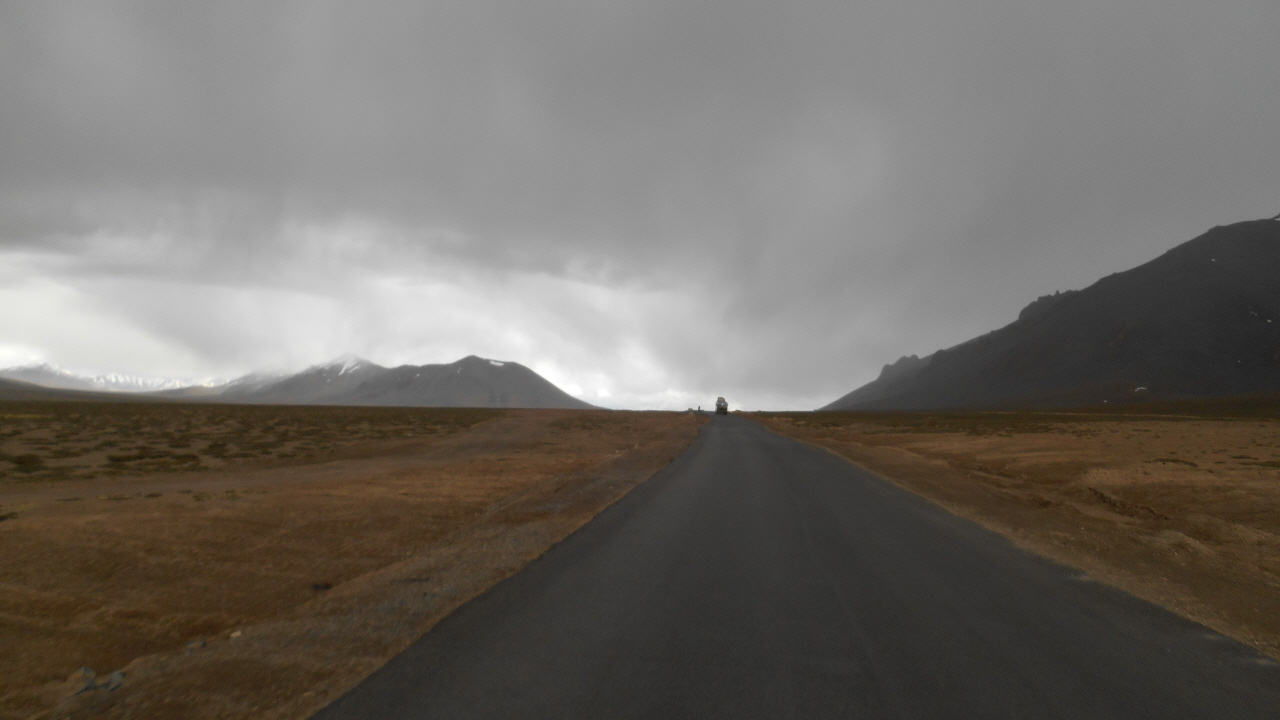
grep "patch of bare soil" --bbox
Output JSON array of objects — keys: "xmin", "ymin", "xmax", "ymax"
[
  {"xmin": 0, "ymin": 403, "xmax": 706, "ymax": 720},
  {"xmin": 755, "ymin": 410, "xmax": 1280, "ymax": 660}
]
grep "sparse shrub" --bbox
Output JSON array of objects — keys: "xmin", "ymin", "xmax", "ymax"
[
  {"xmin": 1145, "ymin": 457, "xmax": 1198, "ymax": 467},
  {"xmin": 107, "ymin": 447, "xmax": 170, "ymax": 463},
  {"xmin": 11, "ymin": 454, "xmax": 43, "ymax": 472}
]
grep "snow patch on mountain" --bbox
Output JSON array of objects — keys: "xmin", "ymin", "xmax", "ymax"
[{"xmin": 0, "ymin": 363, "xmax": 212, "ymax": 393}]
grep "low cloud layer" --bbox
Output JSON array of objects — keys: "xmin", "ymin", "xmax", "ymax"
[{"xmin": 3, "ymin": 1, "xmax": 1278, "ymax": 408}]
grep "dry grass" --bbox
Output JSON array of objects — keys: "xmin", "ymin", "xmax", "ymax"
[
  {"xmin": 756, "ymin": 405, "xmax": 1280, "ymax": 660},
  {"xmin": 0, "ymin": 402, "xmax": 498, "ymax": 484},
  {"xmin": 0, "ymin": 403, "xmax": 706, "ymax": 720}
]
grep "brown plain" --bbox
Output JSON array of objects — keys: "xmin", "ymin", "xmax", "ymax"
[
  {"xmin": 756, "ymin": 406, "xmax": 1280, "ymax": 661},
  {"xmin": 0, "ymin": 402, "xmax": 706, "ymax": 720}
]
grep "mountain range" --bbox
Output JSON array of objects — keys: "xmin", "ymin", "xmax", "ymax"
[
  {"xmin": 0, "ymin": 356, "xmax": 596, "ymax": 410},
  {"xmin": 0, "ymin": 364, "xmax": 200, "ymax": 393},
  {"xmin": 10, "ymin": 218, "xmax": 1279, "ymax": 413},
  {"xmin": 823, "ymin": 218, "xmax": 1280, "ymax": 410}
]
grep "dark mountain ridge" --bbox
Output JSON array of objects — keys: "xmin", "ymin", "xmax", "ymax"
[
  {"xmin": 824, "ymin": 218, "xmax": 1280, "ymax": 410},
  {"xmin": 169, "ymin": 355, "xmax": 597, "ymax": 409}
]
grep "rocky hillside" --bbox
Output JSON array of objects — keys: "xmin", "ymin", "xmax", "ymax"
[{"xmin": 824, "ymin": 218, "xmax": 1280, "ymax": 410}]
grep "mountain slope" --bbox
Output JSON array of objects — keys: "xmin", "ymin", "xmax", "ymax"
[
  {"xmin": 0, "ymin": 365, "xmax": 97, "ymax": 391},
  {"xmin": 207, "ymin": 356, "xmax": 597, "ymax": 409},
  {"xmin": 0, "ymin": 377, "xmax": 165, "ymax": 403},
  {"xmin": 0, "ymin": 364, "xmax": 198, "ymax": 393},
  {"xmin": 824, "ymin": 218, "xmax": 1280, "ymax": 410}
]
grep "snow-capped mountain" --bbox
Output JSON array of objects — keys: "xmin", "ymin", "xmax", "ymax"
[
  {"xmin": 3, "ymin": 356, "xmax": 596, "ymax": 409},
  {"xmin": 0, "ymin": 364, "xmax": 207, "ymax": 394},
  {"xmin": 203, "ymin": 355, "xmax": 596, "ymax": 409}
]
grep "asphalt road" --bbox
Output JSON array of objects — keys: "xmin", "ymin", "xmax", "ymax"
[{"xmin": 314, "ymin": 414, "xmax": 1280, "ymax": 719}]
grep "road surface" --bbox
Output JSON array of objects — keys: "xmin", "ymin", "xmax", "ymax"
[{"xmin": 314, "ymin": 414, "xmax": 1280, "ymax": 719}]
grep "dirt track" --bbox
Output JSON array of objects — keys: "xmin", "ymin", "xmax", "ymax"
[
  {"xmin": 755, "ymin": 410, "xmax": 1280, "ymax": 660},
  {"xmin": 0, "ymin": 404, "xmax": 705, "ymax": 720}
]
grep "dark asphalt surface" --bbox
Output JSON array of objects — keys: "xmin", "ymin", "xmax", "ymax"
[{"xmin": 314, "ymin": 415, "xmax": 1280, "ymax": 719}]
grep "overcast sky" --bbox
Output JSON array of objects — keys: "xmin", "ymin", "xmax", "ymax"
[{"xmin": 2, "ymin": 1, "xmax": 1278, "ymax": 409}]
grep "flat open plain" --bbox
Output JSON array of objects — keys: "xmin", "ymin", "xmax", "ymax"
[
  {"xmin": 0, "ymin": 402, "xmax": 705, "ymax": 720},
  {"xmin": 7, "ymin": 400, "xmax": 1280, "ymax": 718},
  {"xmin": 757, "ymin": 405, "xmax": 1280, "ymax": 660}
]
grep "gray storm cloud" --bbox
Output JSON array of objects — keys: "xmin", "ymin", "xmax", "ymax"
[{"xmin": 1, "ymin": 1, "xmax": 1278, "ymax": 408}]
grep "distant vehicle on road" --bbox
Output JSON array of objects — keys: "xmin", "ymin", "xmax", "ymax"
[{"xmin": 715, "ymin": 397, "xmax": 728, "ymax": 415}]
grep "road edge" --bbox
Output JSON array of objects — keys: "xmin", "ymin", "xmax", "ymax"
[{"xmin": 748, "ymin": 414, "xmax": 1280, "ymax": 662}]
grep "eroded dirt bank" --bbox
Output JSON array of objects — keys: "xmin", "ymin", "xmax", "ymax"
[
  {"xmin": 755, "ymin": 410, "xmax": 1280, "ymax": 660},
  {"xmin": 0, "ymin": 404, "xmax": 706, "ymax": 720}
]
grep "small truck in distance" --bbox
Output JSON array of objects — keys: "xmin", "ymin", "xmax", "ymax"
[{"xmin": 715, "ymin": 397, "xmax": 728, "ymax": 415}]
